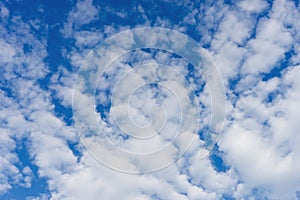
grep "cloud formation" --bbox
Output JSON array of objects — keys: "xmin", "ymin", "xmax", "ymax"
[{"xmin": 0, "ymin": 0, "xmax": 300, "ymax": 199}]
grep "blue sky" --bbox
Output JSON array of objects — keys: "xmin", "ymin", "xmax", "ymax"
[{"xmin": 0, "ymin": 0, "xmax": 300, "ymax": 199}]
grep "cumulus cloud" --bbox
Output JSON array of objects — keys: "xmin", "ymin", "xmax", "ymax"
[{"xmin": 1, "ymin": 0, "xmax": 300, "ymax": 199}]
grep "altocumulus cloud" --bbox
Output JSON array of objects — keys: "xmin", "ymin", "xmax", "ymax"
[{"xmin": 0, "ymin": 0, "xmax": 300, "ymax": 199}]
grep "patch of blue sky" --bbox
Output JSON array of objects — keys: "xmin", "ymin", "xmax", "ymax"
[
  {"xmin": 67, "ymin": 140, "xmax": 83, "ymax": 161},
  {"xmin": 8, "ymin": 0, "xmax": 73, "ymax": 32},
  {"xmin": 209, "ymin": 144, "xmax": 229, "ymax": 173},
  {"xmin": 95, "ymin": 89, "xmax": 111, "ymax": 109},
  {"xmin": 52, "ymin": 97, "xmax": 73, "ymax": 126},
  {"xmin": 296, "ymin": 191, "xmax": 300, "ymax": 200},
  {"xmin": 221, "ymin": 193, "xmax": 235, "ymax": 200},
  {"xmin": 262, "ymin": 49, "xmax": 296, "ymax": 81},
  {"xmin": 251, "ymin": 187, "xmax": 270, "ymax": 200},
  {"xmin": 0, "ymin": 83, "xmax": 14, "ymax": 99},
  {"xmin": 45, "ymin": 26, "xmax": 74, "ymax": 72},
  {"xmin": 150, "ymin": 193, "xmax": 161, "ymax": 200}
]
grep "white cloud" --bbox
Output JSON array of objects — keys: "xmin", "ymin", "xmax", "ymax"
[
  {"xmin": 26, "ymin": 194, "xmax": 50, "ymax": 200},
  {"xmin": 0, "ymin": 39, "xmax": 16, "ymax": 64},
  {"xmin": 0, "ymin": 92, "xmax": 33, "ymax": 195},
  {"xmin": 1, "ymin": 0, "xmax": 300, "ymax": 199},
  {"xmin": 74, "ymin": 30, "xmax": 104, "ymax": 48},
  {"xmin": 62, "ymin": 0, "xmax": 99, "ymax": 38},
  {"xmin": 200, "ymin": 0, "xmax": 300, "ymax": 199},
  {"xmin": 219, "ymin": 64, "xmax": 300, "ymax": 199},
  {"xmin": 0, "ymin": 4, "xmax": 75, "ymax": 196},
  {"xmin": 49, "ymin": 0, "xmax": 300, "ymax": 198},
  {"xmin": 238, "ymin": 0, "xmax": 268, "ymax": 12},
  {"xmin": 0, "ymin": 3, "xmax": 9, "ymax": 20}
]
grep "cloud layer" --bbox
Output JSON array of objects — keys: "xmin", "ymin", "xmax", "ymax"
[{"xmin": 0, "ymin": 0, "xmax": 300, "ymax": 199}]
